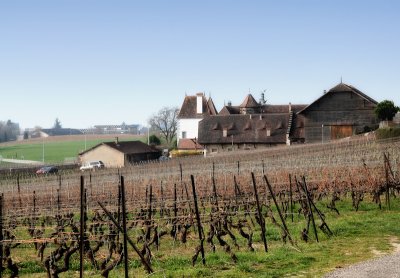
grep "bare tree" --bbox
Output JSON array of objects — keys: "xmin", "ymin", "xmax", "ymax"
[{"xmin": 148, "ymin": 106, "xmax": 179, "ymax": 145}]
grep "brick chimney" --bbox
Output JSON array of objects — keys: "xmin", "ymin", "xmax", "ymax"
[{"xmin": 196, "ymin": 93, "xmax": 203, "ymax": 114}]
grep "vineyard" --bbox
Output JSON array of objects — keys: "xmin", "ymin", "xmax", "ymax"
[{"xmin": 0, "ymin": 137, "xmax": 399, "ymax": 277}]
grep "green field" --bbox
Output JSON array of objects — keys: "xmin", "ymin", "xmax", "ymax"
[{"xmin": 0, "ymin": 136, "xmax": 146, "ymax": 164}]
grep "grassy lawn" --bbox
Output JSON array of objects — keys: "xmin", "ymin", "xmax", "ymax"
[
  {"xmin": 0, "ymin": 136, "xmax": 146, "ymax": 164},
  {"xmin": 5, "ymin": 197, "xmax": 400, "ymax": 277}
]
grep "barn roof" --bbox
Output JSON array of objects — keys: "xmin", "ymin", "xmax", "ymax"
[
  {"xmin": 79, "ymin": 141, "xmax": 160, "ymax": 155},
  {"xmin": 263, "ymin": 104, "xmax": 307, "ymax": 114},
  {"xmin": 297, "ymin": 83, "xmax": 378, "ymax": 114}
]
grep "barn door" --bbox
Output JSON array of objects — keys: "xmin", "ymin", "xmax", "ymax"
[{"xmin": 331, "ymin": 125, "xmax": 353, "ymax": 139}]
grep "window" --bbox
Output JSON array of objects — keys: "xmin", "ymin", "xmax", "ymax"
[
  {"xmin": 223, "ymin": 128, "xmax": 227, "ymax": 137},
  {"xmin": 182, "ymin": 131, "xmax": 187, "ymax": 139},
  {"xmin": 267, "ymin": 129, "xmax": 271, "ymax": 137}
]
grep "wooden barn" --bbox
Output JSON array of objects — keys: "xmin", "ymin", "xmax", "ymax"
[
  {"xmin": 79, "ymin": 139, "xmax": 161, "ymax": 168},
  {"xmin": 296, "ymin": 83, "xmax": 379, "ymax": 143}
]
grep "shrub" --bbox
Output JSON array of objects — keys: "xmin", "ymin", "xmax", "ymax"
[
  {"xmin": 149, "ymin": 134, "xmax": 161, "ymax": 145},
  {"xmin": 375, "ymin": 127, "xmax": 400, "ymax": 139}
]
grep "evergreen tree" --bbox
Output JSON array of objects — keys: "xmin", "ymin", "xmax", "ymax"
[
  {"xmin": 54, "ymin": 118, "xmax": 62, "ymax": 129},
  {"xmin": 375, "ymin": 100, "xmax": 399, "ymax": 121}
]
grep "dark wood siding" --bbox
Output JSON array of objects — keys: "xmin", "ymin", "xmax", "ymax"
[{"xmin": 302, "ymin": 91, "xmax": 378, "ymax": 143}]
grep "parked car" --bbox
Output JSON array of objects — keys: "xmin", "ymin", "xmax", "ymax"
[
  {"xmin": 36, "ymin": 166, "xmax": 58, "ymax": 175},
  {"xmin": 80, "ymin": 161, "xmax": 105, "ymax": 171},
  {"xmin": 158, "ymin": 155, "xmax": 170, "ymax": 162}
]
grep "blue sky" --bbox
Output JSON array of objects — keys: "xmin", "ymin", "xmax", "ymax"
[{"xmin": 1, "ymin": 1, "xmax": 399, "ymax": 129}]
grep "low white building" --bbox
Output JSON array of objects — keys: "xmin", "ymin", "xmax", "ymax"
[{"xmin": 177, "ymin": 92, "xmax": 217, "ymax": 148}]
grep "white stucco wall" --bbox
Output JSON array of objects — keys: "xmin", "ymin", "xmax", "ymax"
[{"xmin": 177, "ymin": 118, "xmax": 201, "ymax": 142}]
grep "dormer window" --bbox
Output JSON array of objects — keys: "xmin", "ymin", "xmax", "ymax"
[
  {"xmin": 244, "ymin": 121, "xmax": 252, "ymax": 130},
  {"xmin": 212, "ymin": 123, "xmax": 221, "ymax": 130}
]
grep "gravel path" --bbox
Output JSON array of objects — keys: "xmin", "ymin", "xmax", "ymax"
[{"xmin": 324, "ymin": 242, "xmax": 400, "ymax": 278}]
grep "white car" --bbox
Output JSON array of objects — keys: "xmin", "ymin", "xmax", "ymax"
[{"xmin": 80, "ymin": 161, "xmax": 105, "ymax": 171}]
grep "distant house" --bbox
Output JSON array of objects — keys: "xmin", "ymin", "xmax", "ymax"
[
  {"xmin": 177, "ymin": 92, "xmax": 217, "ymax": 147},
  {"xmin": 79, "ymin": 139, "xmax": 161, "ymax": 168},
  {"xmin": 91, "ymin": 124, "xmax": 140, "ymax": 135},
  {"xmin": 297, "ymin": 83, "xmax": 379, "ymax": 143},
  {"xmin": 40, "ymin": 128, "xmax": 83, "ymax": 136},
  {"xmin": 198, "ymin": 94, "xmax": 306, "ymax": 154}
]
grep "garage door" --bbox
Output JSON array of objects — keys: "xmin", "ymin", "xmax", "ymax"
[{"xmin": 331, "ymin": 125, "xmax": 353, "ymax": 139}]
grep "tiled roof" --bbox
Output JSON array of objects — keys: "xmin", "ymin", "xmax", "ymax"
[
  {"xmin": 80, "ymin": 141, "xmax": 160, "ymax": 155},
  {"xmin": 219, "ymin": 104, "xmax": 307, "ymax": 115},
  {"xmin": 239, "ymin": 94, "xmax": 260, "ymax": 108},
  {"xmin": 198, "ymin": 114, "xmax": 290, "ymax": 144},
  {"xmin": 178, "ymin": 94, "xmax": 217, "ymax": 119},
  {"xmin": 219, "ymin": 106, "xmax": 240, "ymax": 115},
  {"xmin": 207, "ymin": 97, "xmax": 218, "ymax": 116},
  {"xmin": 178, "ymin": 138, "xmax": 203, "ymax": 150}
]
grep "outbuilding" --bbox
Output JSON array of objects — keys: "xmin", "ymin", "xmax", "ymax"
[
  {"xmin": 297, "ymin": 83, "xmax": 379, "ymax": 143},
  {"xmin": 79, "ymin": 139, "xmax": 161, "ymax": 168}
]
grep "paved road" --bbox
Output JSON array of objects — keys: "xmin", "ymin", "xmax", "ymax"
[
  {"xmin": 324, "ymin": 251, "xmax": 400, "ymax": 278},
  {"xmin": 1, "ymin": 158, "xmax": 42, "ymax": 165}
]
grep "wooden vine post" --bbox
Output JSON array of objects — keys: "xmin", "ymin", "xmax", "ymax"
[
  {"xmin": 160, "ymin": 181, "xmax": 164, "ymax": 217},
  {"xmin": 98, "ymin": 201, "xmax": 154, "ymax": 274},
  {"xmin": 17, "ymin": 175, "xmax": 22, "ymax": 209},
  {"xmin": 120, "ymin": 176, "xmax": 129, "ymax": 278},
  {"xmin": 173, "ymin": 183, "xmax": 178, "ymax": 240},
  {"xmin": 146, "ymin": 184, "xmax": 152, "ymax": 241},
  {"xmin": 212, "ymin": 162, "xmax": 219, "ymax": 210},
  {"xmin": 0, "ymin": 193, "xmax": 3, "ymax": 278},
  {"xmin": 233, "ymin": 176, "xmax": 240, "ymax": 207},
  {"xmin": 251, "ymin": 172, "xmax": 268, "ymax": 252},
  {"xmin": 289, "ymin": 174, "xmax": 294, "ymax": 223},
  {"xmin": 190, "ymin": 175, "xmax": 206, "ymax": 265},
  {"xmin": 301, "ymin": 176, "xmax": 319, "ymax": 242},
  {"xmin": 384, "ymin": 153, "xmax": 391, "ymax": 210},
  {"xmin": 79, "ymin": 176, "xmax": 85, "ymax": 278},
  {"xmin": 264, "ymin": 175, "xmax": 295, "ymax": 247}
]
